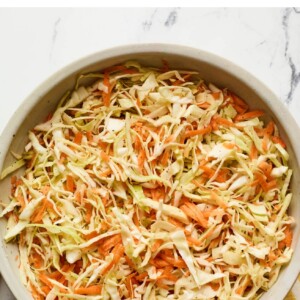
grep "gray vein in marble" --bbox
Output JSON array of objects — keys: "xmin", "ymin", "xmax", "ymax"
[
  {"xmin": 49, "ymin": 17, "xmax": 61, "ymax": 60},
  {"xmin": 269, "ymin": 43, "xmax": 279, "ymax": 68},
  {"xmin": 282, "ymin": 9, "xmax": 291, "ymax": 56},
  {"xmin": 256, "ymin": 40, "xmax": 266, "ymax": 47},
  {"xmin": 282, "ymin": 8, "xmax": 300, "ymax": 104},
  {"xmin": 142, "ymin": 8, "xmax": 157, "ymax": 31},
  {"xmin": 164, "ymin": 8, "xmax": 178, "ymax": 27},
  {"xmin": 293, "ymin": 8, "xmax": 300, "ymax": 14}
]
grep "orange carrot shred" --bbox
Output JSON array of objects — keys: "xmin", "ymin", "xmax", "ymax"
[
  {"xmin": 180, "ymin": 202, "xmax": 208, "ymax": 228},
  {"xmin": 66, "ymin": 175, "xmax": 75, "ymax": 192},
  {"xmin": 211, "ymin": 91, "xmax": 221, "ymax": 100},
  {"xmin": 17, "ymin": 194, "xmax": 25, "ymax": 211},
  {"xmin": 138, "ymin": 149, "xmax": 146, "ymax": 171},
  {"xmin": 279, "ymin": 224, "xmax": 293, "ymax": 249},
  {"xmin": 74, "ymin": 285, "xmax": 102, "ymax": 295},
  {"xmin": 103, "ymin": 72, "xmax": 111, "ymax": 107},
  {"xmin": 86, "ymin": 131, "xmax": 93, "ymax": 142},
  {"xmin": 74, "ymin": 132, "xmax": 83, "ymax": 144},
  {"xmin": 100, "ymin": 151, "xmax": 110, "ymax": 162},
  {"xmin": 151, "ymin": 239, "xmax": 164, "ymax": 252},
  {"xmin": 99, "ymin": 169, "xmax": 112, "ymax": 177},
  {"xmin": 250, "ymin": 143, "xmax": 258, "ymax": 160},
  {"xmin": 236, "ymin": 276, "xmax": 251, "ymax": 296},
  {"xmin": 215, "ymin": 117, "xmax": 236, "ymax": 127},
  {"xmin": 235, "ymin": 110, "xmax": 264, "ymax": 122},
  {"xmin": 196, "ymin": 102, "xmax": 211, "ymax": 109},
  {"xmin": 184, "ymin": 125, "xmax": 212, "ymax": 138},
  {"xmin": 272, "ymin": 136, "xmax": 287, "ymax": 148},
  {"xmin": 84, "ymin": 203, "xmax": 93, "ymax": 223},
  {"xmin": 161, "ymin": 149, "xmax": 170, "ymax": 167},
  {"xmin": 31, "ymin": 198, "xmax": 49, "ymax": 223}
]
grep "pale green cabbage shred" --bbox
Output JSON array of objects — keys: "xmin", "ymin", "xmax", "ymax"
[{"xmin": 0, "ymin": 61, "xmax": 294, "ymax": 300}]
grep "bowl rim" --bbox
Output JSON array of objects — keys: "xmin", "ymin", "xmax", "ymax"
[{"xmin": 0, "ymin": 43, "xmax": 300, "ymax": 300}]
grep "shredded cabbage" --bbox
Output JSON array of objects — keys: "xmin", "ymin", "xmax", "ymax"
[{"xmin": 0, "ymin": 61, "xmax": 294, "ymax": 300}]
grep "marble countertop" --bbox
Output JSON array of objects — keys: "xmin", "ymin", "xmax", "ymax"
[{"xmin": 0, "ymin": 7, "xmax": 299, "ymax": 300}]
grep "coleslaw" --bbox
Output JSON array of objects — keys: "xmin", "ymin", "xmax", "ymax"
[{"xmin": 0, "ymin": 61, "xmax": 294, "ymax": 300}]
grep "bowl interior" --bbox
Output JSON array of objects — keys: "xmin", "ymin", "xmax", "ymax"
[{"xmin": 0, "ymin": 46, "xmax": 299, "ymax": 300}]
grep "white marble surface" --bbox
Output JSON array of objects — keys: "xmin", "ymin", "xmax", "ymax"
[{"xmin": 0, "ymin": 7, "xmax": 300, "ymax": 299}]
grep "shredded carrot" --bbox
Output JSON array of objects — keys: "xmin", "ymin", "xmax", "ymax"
[
  {"xmin": 31, "ymin": 198, "xmax": 50, "ymax": 223},
  {"xmin": 86, "ymin": 131, "xmax": 93, "ymax": 142},
  {"xmin": 284, "ymin": 226, "xmax": 293, "ymax": 247},
  {"xmin": 272, "ymin": 136, "xmax": 287, "ymax": 148},
  {"xmin": 31, "ymin": 251, "xmax": 43, "ymax": 268},
  {"xmin": 186, "ymin": 235, "xmax": 202, "ymax": 246},
  {"xmin": 168, "ymin": 217, "xmax": 185, "ymax": 228},
  {"xmin": 157, "ymin": 269, "xmax": 178, "ymax": 282},
  {"xmin": 236, "ymin": 276, "xmax": 251, "ymax": 296},
  {"xmin": 265, "ymin": 121, "xmax": 275, "ymax": 135},
  {"xmin": 155, "ymin": 279, "xmax": 169, "ymax": 290},
  {"xmin": 17, "ymin": 194, "xmax": 25, "ymax": 211},
  {"xmin": 258, "ymin": 161, "xmax": 272, "ymax": 180},
  {"xmin": 223, "ymin": 142, "xmax": 236, "ymax": 149},
  {"xmin": 39, "ymin": 273, "xmax": 53, "ymax": 289},
  {"xmin": 99, "ymin": 169, "xmax": 112, "ymax": 177},
  {"xmin": 215, "ymin": 169, "xmax": 230, "ymax": 183},
  {"xmin": 160, "ymin": 253, "xmax": 186, "ymax": 269},
  {"xmin": 249, "ymin": 142, "xmax": 258, "ymax": 160},
  {"xmin": 161, "ymin": 149, "xmax": 170, "ymax": 167},
  {"xmin": 124, "ymin": 255, "xmax": 136, "ymax": 270},
  {"xmin": 255, "ymin": 172, "xmax": 277, "ymax": 192},
  {"xmin": 66, "ymin": 175, "xmax": 75, "ymax": 192},
  {"xmin": 196, "ymin": 102, "xmax": 211, "ymax": 109},
  {"xmin": 209, "ymin": 282, "xmax": 220, "ymax": 291},
  {"xmin": 74, "ymin": 132, "xmax": 83, "ymax": 144},
  {"xmin": 135, "ymin": 271, "xmax": 148, "ymax": 281},
  {"xmin": 75, "ymin": 285, "xmax": 102, "ymax": 295},
  {"xmin": 41, "ymin": 285, "xmax": 51, "ymax": 295},
  {"xmin": 136, "ymin": 97, "xmax": 142, "ymax": 107},
  {"xmin": 151, "ymin": 239, "xmax": 164, "ymax": 252},
  {"xmin": 30, "ymin": 283, "xmax": 43, "ymax": 300},
  {"xmin": 199, "ymin": 165, "xmax": 215, "ymax": 178},
  {"xmin": 84, "ymin": 202, "xmax": 93, "ymax": 223},
  {"xmin": 229, "ymin": 91, "xmax": 249, "ymax": 114},
  {"xmin": 125, "ymin": 274, "xmax": 135, "ymax": 298},
  {"xmin": 211, "ymin": 191, "xmax": 228, "ymax": 209},
  {"xmin": 262, "ymin": 134, "xmax": 269, "ymax": 153},
  {"xmin": 103, "ymin": 72, "xmax": 111, "ymax": 107},
  {"xmin": 164, "ymin": 134, "xmax": 176, "ymax": 144},
  {"xmin": 99, "ymin": 234, "xmax": 122, "ymax": 254},
  {"xmin": 151, "ymin": 187, "xmax": 165, "ymax": 201},
  {"xmin": 211, "ymin": 91, "xmax": 221, "ymax": 100},
  {"xmin": 215, "ymin": 117, "xmax": 236, "ymax": 127},
  {"xmin": 268, "ymin": 251, "xmax": 278, "ymax": 262},
  {"xmin": 235, "ymin": 110, "xmax": 264, "ymax": 122},
  {"xmin": 210, "ymin": 116, "xmax": 218, "ymax": 131},
  {"xmin": 180, "ymin": 202, "xmax": 208, "ymax": 228},
  {"xmin": 173, "ymin": 74, "xmax": 192, "ymax": 86},
  {"xmin": 279, "ymin": 225, "xmax": 293, "ymax": 249},
  {"xmin": 138, "ymin": 148, "xmax": 146, "ymax": 172},
  {"xmin": 184, "ymin": 125, "xmax": 212, "ymax": 138},
  {"xmin": 150, "ymin": 258, "xmax": 170, "ymax": 268},
  {"xmin": 100, "ymin": 244, "xmax": 124, "ymax": 275},
  {"xmin": 100, "ymin": 151, "xmax": 110, "ymax": 162}
]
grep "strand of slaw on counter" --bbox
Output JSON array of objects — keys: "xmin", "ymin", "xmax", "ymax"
[{"xmin": 0, "ymin": 61, "xmax": 294, "ymax": 300}]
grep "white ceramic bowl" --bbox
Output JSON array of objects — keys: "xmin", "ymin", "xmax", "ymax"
[{"xmin": 0, "ymin": 44, "xmax": 299, "ymax": 300}]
